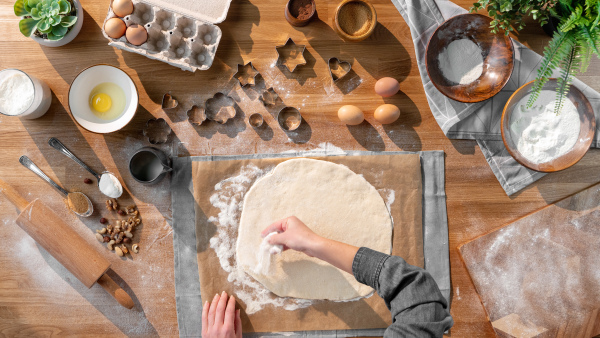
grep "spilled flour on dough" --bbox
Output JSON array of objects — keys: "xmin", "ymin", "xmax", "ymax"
[
  {"xmin": 254, "ymin": 232, "xmax": 283, "ymax": 276},
  {"xmin": 208, "ymin": 164, "xmax": 313, "ymax": 314}
]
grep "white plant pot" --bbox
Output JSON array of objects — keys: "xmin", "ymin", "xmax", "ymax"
[{"xmin": 30, "ymin": 0, "xmax": 84, "ymax": 47}]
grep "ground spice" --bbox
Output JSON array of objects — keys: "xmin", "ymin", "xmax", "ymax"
[
  {"xmin": 290, "ymin": 0, "xmax": 314, "ymax": 20},
  {"xmin": 338, "ymin": 2, "xmax": 372, "ymax": 36},
  {"xmin": 67, "ymin": 192, "xmax": 89, "ymax": 214}
]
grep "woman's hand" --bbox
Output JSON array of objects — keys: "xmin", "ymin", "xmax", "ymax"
[
  {"xmin": 261, "ymin": 216, "xmax": 323, "ymax": 257},
  {"xmin": 262, "ymin": 216, "xmax": 359, "ymax": 274},
  {"xmin": 202, "ymin": 291, "xmax": 242, "ymax": 338}
]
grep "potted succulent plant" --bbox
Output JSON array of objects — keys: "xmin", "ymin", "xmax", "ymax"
[
  {"xmin": 14, "ymin": 0, "xmax": 84, "ymax": 47},
  {"xmin": 472, "ymin": 0, "xmax": 600, "ymax": 111}
]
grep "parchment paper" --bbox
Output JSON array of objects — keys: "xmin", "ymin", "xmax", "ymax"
[
  {"xmin": 171, "ymin": 150, "xmax": 450, "ymax": 337},
  {"xmin": 193, "ymin": 154, "xmax": 423, "ymax": 333}
]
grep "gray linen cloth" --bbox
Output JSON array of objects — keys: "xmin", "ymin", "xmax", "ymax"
[{"xmin": 391, "ymin": 0, "xmax": 600, "ymax": 195}]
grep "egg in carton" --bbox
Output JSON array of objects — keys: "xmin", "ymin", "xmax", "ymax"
[{"xmin": 102, "ymin": 0, "xmax": 229, "ymax": 72}]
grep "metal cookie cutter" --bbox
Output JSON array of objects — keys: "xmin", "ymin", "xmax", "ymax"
[
  {"xmin": 233, "ymin": 62, "xmax": 260, "ymax": 86},
  {"xmin": 275, "ymin": 38, "xmax": 307, "ymax": 73},
  {"xmin": 328, "ymin": 57, "xmax": 352, "ymax": 82},
  {"xmin": 161, "ymin": 93, "xmax": 179, "ymax": 110},
  {"xmin": 277, "ymin": 106, "xmax": 302, "ymax": 131}
]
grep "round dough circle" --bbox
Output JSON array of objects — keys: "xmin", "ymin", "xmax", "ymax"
[{"xmin": 236, "ymin": 158, "xmax": 393, "ymax": 300}]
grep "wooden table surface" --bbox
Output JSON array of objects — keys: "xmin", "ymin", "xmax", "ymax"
[{"xmin": 2, "ymin": 0, "xmax": 600, "ymax": 336}]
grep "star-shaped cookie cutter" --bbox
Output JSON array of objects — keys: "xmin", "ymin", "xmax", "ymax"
[
  {"xmin": 275, "ymin": 38, "xmax": 307, "ymax": 73},
  {"xmin": 233, "ymin": 62, "xmax": 260, "ymax": 86}
]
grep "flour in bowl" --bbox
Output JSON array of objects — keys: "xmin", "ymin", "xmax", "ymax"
[
  {"xmin": 0, "ymin": 72, "xmax": 34, "ymax": 116},
  {"xmin": 438, "ymin": 38, "xmax": 483, "ymax": 85},
  {"xmin": 509, "ymin": 90, "xmax": 581, "ymax": 164}
]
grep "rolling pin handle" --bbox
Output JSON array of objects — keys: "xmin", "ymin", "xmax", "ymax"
[
  {"xmin": 97, "ymin": 274, "xmax": 135, "ymax": 309},
  {"xmin": 0, "ymin": 178, "xmax": 31, "ymax": 213}
]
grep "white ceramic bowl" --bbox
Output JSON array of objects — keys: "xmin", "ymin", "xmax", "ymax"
[{"xmin": 68, "ymin": 65, "xmax": 138, "ymax": 133}]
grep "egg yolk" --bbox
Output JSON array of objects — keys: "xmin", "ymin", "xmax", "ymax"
[{"xmin": 91, "ymin": 93, "xmax": 112, "ymax": 113}]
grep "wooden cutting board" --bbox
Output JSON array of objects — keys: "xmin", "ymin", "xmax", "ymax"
[{"xmin": 459, "ymin": 183, "xmax": 600, "ymax": 338}]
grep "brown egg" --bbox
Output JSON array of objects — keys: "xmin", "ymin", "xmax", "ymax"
[
  {"xmin": 338, "ymin": 105, "xmax": 364, "ymax": 125},
  {"xmin": 126, "ymin": 24, "xmax": 148, "ymax": 46},
  {"xmin": 375, "ymin": 77, "xmax": 400, "ymax": 97},
  {"xmin": 104, "ymin": 18, "xmax": 126, "ymax": 39},
  {"xmin": 374, "ymin": 104, "xmax": 400, "ymax": 124},
  {"xmin": 112, "ymin": 0, "xmax": 134, "ymax": 17}
]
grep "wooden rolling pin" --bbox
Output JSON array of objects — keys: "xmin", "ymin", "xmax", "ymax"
[{"xmin": 0, "ymin": 179, "xmax": 134, "ymax": 309}]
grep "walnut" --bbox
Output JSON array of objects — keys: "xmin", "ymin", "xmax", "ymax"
[{"xmin": 105, "ymin": 199, "xmax": 118, "ymax": 211}]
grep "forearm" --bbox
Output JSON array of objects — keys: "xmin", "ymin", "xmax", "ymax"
[{"xmin": 306, "ymin": 237, "xmax": 358, "ymax": 275}]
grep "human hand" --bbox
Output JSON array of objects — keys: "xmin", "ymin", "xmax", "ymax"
[
  {"xmin": 261, "ymin": 216, "xmax": 322, "ymax": 256},
  {"xmin": 202, "ymin": 291, "xmax": 242, "ymax": 338}
]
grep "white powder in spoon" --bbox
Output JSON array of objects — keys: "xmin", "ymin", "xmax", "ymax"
[
  {"xmin": 510, "ymin": 90, "xmax": 581, "ymax": 164},
  {"xmin": 437, "ymin": 38, "xmax": 484, "ymax": 85},
  {"xmin": 99, "ymin": 173, "xmax": 123, "ymax": 198}
]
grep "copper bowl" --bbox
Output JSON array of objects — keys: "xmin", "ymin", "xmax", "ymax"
[
  {"xmin": 425, "ymin": 13, "xmax": 514, "ymax": 103},
  {"xmin": 333, "ymin": 0, "xmax": 377, "ymax": 42},
  {"xmin": 501, "ymin": 79, "xmax": 595, "ymax": 172}
]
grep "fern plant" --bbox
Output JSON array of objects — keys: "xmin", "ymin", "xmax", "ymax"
[{"xmin": 472, "ymin": 0, "xmax": 600, "ymax": 114}]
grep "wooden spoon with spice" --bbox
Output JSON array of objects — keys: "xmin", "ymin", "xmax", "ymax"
[{"xmin": 19, "ymin": 155, "xmax": 93, "ymax": 217}]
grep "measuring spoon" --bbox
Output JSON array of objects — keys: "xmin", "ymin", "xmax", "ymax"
[
  {"xmin": 19, "ymin": 155, "xmax": 93, "ymax": 217},
  {"xmin": 48, "ymin": 137, "xmax": 123, "ymax": 198}
]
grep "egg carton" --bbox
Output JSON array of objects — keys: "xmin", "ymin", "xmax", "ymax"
[{"xmin": 102, "ymin": 0, "xmax": 225, "ymax": 72}]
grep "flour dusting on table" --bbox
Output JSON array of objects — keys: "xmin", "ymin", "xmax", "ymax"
[{"xmin": 208, "ymin": 164, "xmax": 313, "ymax": 314}]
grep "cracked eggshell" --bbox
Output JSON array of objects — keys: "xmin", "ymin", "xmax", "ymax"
[{"xmin": 338, "ymin": 105, "xmax": 364, "ymax": 125}]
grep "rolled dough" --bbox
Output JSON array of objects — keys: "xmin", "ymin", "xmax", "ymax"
[{"xmin": 236, "ymin": 158, "xmax": 393, "ymax": 300}]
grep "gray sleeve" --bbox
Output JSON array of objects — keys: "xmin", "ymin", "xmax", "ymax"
[{"xmin": 352, "ymin": 247, "xmax": 453, "ymax": 337}]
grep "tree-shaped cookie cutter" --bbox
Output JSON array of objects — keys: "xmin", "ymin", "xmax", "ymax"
[
  {"xmin": 233, "ymin": 62, "xmax": 260, "ymax": 86},
  {"xmin": 275, "ymin": 38, "xmax": 307, "ymax": 72}
]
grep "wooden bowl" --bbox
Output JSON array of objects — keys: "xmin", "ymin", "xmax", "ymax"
[
  {"xmin": 333, "ymin": 0, "xmax": 377, "ymax": 42},
  {"xmin": 425, "ymin": 13, "xmax": 514, "ymax": 103},
  {"xmin": 501, "ymin": 79, "xmax": 596, "ymax": 172},
  {"xmin": 285, "ymin": 0, "xmax": 316, "ymax": 27}
]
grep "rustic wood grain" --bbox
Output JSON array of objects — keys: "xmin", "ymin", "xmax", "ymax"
[{"xmin": 1, "ymin": 0, "xmax": 600, "ymax": 336}]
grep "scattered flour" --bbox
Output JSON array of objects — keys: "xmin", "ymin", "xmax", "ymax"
[
  {"xmin": 510, "ymin": 90, "xmax": 580, "ymax": 164},
  {"xmin": 437, "ymin": 38, "xmax": 483, "ymax": 85},
  {"xmin": 253, "ymin": 232, "xmax": 283, "ymax": 276},
  {"xmin": 208, "ymin": 164, "xmax": 313, "ymax": 314}
]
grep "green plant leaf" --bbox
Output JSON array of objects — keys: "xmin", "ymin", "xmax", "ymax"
[
  {"xmin": 560, "ymin": 6, "xmax": 583, "ymax": 32},
  {"xmin": 46, "ymin": 31, "xmax": 63, "ymax": 40},
  {"xmin": 555, "ymin": 44, "xmax": 579, "ymax": 114},
  {"xmin": 37, "ymin": 17, "xmax": 51, "ymax": 32},
  {"xmin": 527, "ymin": 30, "xmax": 573, "ymax": 108},
  {"xmin": 51, "ymin": 24, "xmax": 67, "ymax": 37},
  {"xmin": 24, "ymin": 0, "xmax": 40, "ymax": 13},
  {"xmin": 14, "ymin": 0, "xmax": 29, "ymax": 16},
  {"xmin": 50, "ymin": 1, "xmax": 59, "ymax": 12},
  {"xmin": 18, "ymin": 17, "xmax": 38, "ymax": 36},
  {"xmin": 57, "ymin": 0, "xmax": 69, "ymax": 14},
  {"xmin": 60, "ymin": 15, "xmax": 76, "ymax": 27},
  {"xmin": 30, "ymin": 7, "xmax": 40, "ymax": 19},
  {"xmin": 580, "ymin": 25, "xmax": 600, "ymax": 56}
]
